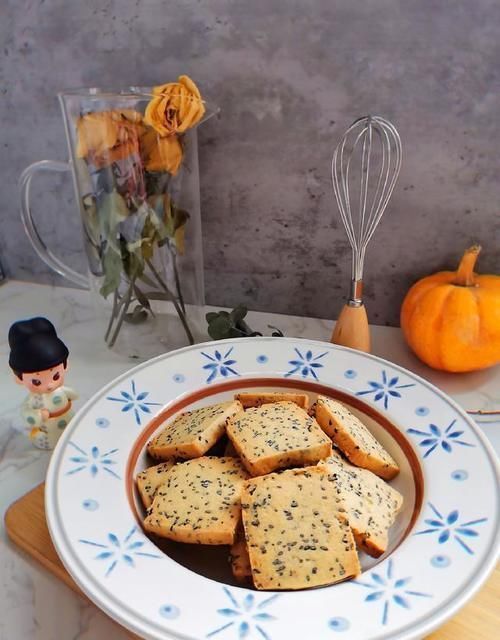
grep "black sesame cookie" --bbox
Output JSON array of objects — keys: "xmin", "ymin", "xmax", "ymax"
[
  {"xmin": 320, "ymin": 455, "xmax": 403, "ymax": 557},
  {"xmin": 224, "ymin": 438, "xmax": 239, "ymax": 457},
  {"xmin": 314, "ymin": 396, "xmax": 399, "ymax": 480},
  {"xmin": 143, "ymin": 456, "xmax": 249, "ymax": 545},
  {"xmin": 235, "ymin": 391, "xmax": 310, "ymax": 410},
  {"xmin": 241, "ymin": 465, "xmax": 360, "ymax": 590},
  {"xmin": 226, "ymin": 401, "xmax": 332, "ymax": 476},
  {"xmin": 147, "ymin": 400, "xmax": 243, "ymax": 460},
  {"xmin": 136, "ymin": 460, "xmax": 176, "ymax": 509},
  {"xmin": 229, "ymin": 526, "xmax": 252, "ymax": 582}
]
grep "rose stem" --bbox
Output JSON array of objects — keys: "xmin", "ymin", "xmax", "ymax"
[
  {"xmin": 104, "ymin": 289, "xmax": 119, "ymax": 342},
  {"xmin": 145, "ymin": 258, "xmax": 194, "ymax": 345},
  {"xmin": 172, "ymin": 252, "xmax": 186, "ymax": 314},
  {"xmin": 107, "ymin": 278, "xmax": 135, "ymax": 348}
]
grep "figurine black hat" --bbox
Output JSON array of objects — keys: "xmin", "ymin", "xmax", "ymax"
[{"xmin": 8, "ymin": 317, "xmax": 69, "ymax": 376}]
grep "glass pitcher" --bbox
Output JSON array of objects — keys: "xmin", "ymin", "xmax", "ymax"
[{"xmin": 20, "ymin": 88, "xmax": 213, "ymax": 359}]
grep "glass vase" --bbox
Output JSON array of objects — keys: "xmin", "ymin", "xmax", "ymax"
[{"xmin": 20, "ymin": 87, "xmax": 214, "ymax": 359}]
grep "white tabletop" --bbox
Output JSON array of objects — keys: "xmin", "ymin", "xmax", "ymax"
[{"xmin": 1, "ymin": 280, "xmax": 499, "ymax": 639}]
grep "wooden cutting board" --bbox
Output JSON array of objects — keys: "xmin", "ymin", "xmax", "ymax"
[{"xmin": 4, "ymin": 484, "xmax": 498, "ymax": 639}]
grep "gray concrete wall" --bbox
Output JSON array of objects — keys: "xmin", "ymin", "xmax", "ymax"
[{"xmin": 1, "ymin": 0, "xmax": 499, "ymax": 326}]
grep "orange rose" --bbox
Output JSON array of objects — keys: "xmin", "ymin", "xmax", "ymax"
[
  {"xmin": 140, "ymin": 128, "xmax": 183, "ymax": 175},
  {"xmin": 76, "ymin": 110, "xmax": 145, "ymax": 167},
  {"xmin": 144, "ymin": 75, "xmax": 205, "ymax": 136}
]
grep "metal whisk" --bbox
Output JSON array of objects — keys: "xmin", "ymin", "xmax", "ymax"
[{"xmin": 330, "ymin": 115, "xmax": 402, "ymax": 352}]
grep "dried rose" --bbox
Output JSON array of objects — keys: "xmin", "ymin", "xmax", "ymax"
[
  {"xmin": 76, "ymin": 110, "xmax": 145, "ymax": 167},
  {"xmin": 144, "ymin": 75, "xmax": 205, "ymax": 136},
  {"xmin": 140, "ymin": 128, "xmax": 183, "ymax": 175}
]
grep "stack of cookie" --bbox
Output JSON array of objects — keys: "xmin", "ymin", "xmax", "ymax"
[{"xmin": 138, "ymin": 391, "xmax": 403, "ymax": 591}]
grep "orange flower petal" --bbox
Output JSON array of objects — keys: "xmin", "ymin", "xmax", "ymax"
[
  {"xmin": 76, "ymin": 110, "xmax": 144, "ymax": 160},
  {"xmin": 141, "ymin": 129, "xmax": 183, "ymax": 175},
  {"xmin": 144, "ymin": 75, "xmax": 205, "ymax": 136}
]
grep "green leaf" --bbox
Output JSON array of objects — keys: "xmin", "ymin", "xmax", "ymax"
[
  {"xmin": 145, "ymin": 194, "xmax": 190, "ymax": 254},
  {"xmin": 205, "ymin": 306, "xmax": 285, "ymax": 339},
  {"xmin": 171, "ymin": 206, "xmax": 190, "ymax": 254},
  {"xmin": 139, "ymin": 200, "xmax": 171, "ymax": 259},
  {"xmin": 99, "ymin": 248, "xmax": 123, "ymax": 298},
  {"xmin": 207, "ymin": 315, "xmax": 233, "ymax": 340},
  {"xmin": 119, "ymin": 236, "xmax": 144, "ymax": 280},
  {"xmin": 165, "ymin": 202, "xmax": 190, "ymax": 254},
  {"xmin": 230, "ymin": 305, "xmax": 248, "ymax": 325},
  {"xmin": 98, "ymin": 190, "xmax": 130, "ymax": 253},
  {"xmin": 141, "ymin": 201, "xmax": 165, "ymax": 236}
]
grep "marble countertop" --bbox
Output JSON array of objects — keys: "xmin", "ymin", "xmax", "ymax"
[{"xmin": 1, "ymin": 280, "xmax": 499, "ymax": 639}]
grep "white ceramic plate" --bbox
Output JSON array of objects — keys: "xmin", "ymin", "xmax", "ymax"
[{"xmin": 45, "ymin": 338, "xmax": 500, "ymax": 640}]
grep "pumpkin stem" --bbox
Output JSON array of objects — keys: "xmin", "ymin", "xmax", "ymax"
[{"xmin": 454, "ymin": 245, "xmax": 481, "ymax": 286}]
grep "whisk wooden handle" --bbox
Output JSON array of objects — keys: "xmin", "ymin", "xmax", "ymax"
[{"xmin": 330, "ymin": 303, "xmax": 371, "ymax": 353}]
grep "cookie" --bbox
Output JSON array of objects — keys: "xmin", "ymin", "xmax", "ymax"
[
  {"xmin": 147, "ymin": 400, "xmax": 243, "ymax": 460},
  {"xmin": 314, "ymin": 396, "xmax": 399, "ymax": 480},
  {"xmin": 143, "ymin": 456, "xmax": 249, "ymax": 545},
  {"xmin": 230, "ymin": 527, "xmax": 252, "ymax": 582},
  {"xmin": 227, "ymin": 401, "xmax": 332, "ymax": 476},
  {"xmin": 224, "ymin": 439, "xmax": 239, "ymax": 457},
  {"xmin": 321, "ymin": 455, "xmax": 403, "ymax": 557},
  {"xmin": 235, "ymin": 391, "xmax": 310, "ymax": 410},
  {"xmin": 241, "ymin": 466, "xmax": 360, "ymax": 590},
  {"xmin": 136, "ymin": 460, "xmax": 175, "ymax": 509}
]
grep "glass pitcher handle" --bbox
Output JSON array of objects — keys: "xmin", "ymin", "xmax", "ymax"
[{"xmin": 19, "ymin": 160, "xmax": 88, "ymax": 288}]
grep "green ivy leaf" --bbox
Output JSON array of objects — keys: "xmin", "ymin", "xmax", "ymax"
[
  {"xmin": 206, "ymin": 306, "xmax": 285, "ymax": 340},
  {"xmin": 99, "ymin": 247, "xmax": 123, "ymax": 298},
  {"xmin": 230, "ymin": 304, "xmax": 248, "ymax": 325},
  {"xmin": 207, "ymin": 314, "xmax": 233, "ymax": 340}
]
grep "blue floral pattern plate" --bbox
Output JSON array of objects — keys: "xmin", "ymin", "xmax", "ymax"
[{"xmin": 45, "ymin": 338, "xmax": 500, "ymax": 640}]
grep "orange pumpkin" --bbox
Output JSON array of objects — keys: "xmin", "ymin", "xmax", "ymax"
[{"xmin": 401, "ymin": 245, "xmax": 500, "ymax": 372}]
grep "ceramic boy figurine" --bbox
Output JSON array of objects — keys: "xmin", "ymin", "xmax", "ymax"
[{"xmin": 8, "ymin": 317, "xmax": 78, "ymax": 450}]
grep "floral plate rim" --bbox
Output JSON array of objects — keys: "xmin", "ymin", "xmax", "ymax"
[{"xmin": 45, "ymin": 337, "xmax": 500, "ymax": 640}]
